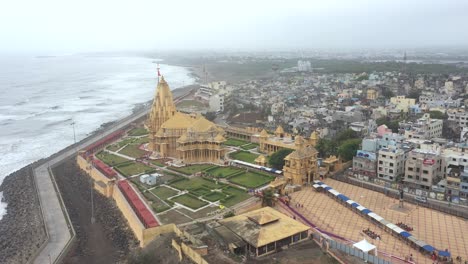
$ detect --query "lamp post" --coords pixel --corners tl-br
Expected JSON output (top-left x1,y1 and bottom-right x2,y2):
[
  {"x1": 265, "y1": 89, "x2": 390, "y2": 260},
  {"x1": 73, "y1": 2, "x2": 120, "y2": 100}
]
[{"x1": 71, "y1": 121, "x2": 76, "y2": 144}]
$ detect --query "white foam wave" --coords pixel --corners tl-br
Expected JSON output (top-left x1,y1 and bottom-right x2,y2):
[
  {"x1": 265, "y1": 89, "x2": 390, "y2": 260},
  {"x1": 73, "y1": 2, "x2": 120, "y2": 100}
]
[{"x1": 0, "y1": 192, "x2": 6, "y2": 221}]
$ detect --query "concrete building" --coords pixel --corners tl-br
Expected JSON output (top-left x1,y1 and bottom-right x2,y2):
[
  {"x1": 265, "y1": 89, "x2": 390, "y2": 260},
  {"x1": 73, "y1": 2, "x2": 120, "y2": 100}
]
[
  {"x1": 219, "y1": 207, "x2": 310, "y2": 257},
  {"x1": 404, "y1": 149, "x2": 442, "y2": 190},
  {"x1": 209, "y1": 94, "x2": 224, "y2": 112},
  {"x1": 353, "y1": 150, "x2": 377, "y2": 180},
  {"x1": 440, "y1": 145, "x2": 468, "y2": 201},
  {"x1": 447, "y1": 109, "x2": 468, "y2": 129},
  {"x1": 390, "y1": 96, "x2": 416, "y2": 113},
  {"x1": 399, "y1": 113, "x2": 443, "y2": 140},
  {"x1": 366, "y1": 89, "x2": 378, "y2": 100},
  {"x1": 297, "y1": 60, "x2": 312, "y2": 72},
  {"x1": 140, "y1": 174, "x2": 159, "y2": 186},
  {"x1": 377, "y1": 147, "x2": 407, "y2": 182}
]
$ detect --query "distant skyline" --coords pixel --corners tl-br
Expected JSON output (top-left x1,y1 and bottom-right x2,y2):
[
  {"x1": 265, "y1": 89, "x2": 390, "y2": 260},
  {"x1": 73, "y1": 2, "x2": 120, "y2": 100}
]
[{"x1": 1, "y1": 0, "x2": 468, "y2": 54}]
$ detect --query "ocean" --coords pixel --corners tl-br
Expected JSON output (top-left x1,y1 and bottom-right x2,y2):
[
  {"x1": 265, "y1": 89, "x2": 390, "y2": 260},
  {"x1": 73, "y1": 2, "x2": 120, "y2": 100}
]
[{"x1": 0, "y1": 54, "x2": 195, "y2": 220}]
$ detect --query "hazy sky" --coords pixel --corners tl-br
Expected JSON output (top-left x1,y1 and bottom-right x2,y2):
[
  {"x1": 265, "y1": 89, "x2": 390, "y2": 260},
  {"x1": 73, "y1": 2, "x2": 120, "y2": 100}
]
[{"x1": 1, "y1": 0, "x2": 468, "y2": 53}]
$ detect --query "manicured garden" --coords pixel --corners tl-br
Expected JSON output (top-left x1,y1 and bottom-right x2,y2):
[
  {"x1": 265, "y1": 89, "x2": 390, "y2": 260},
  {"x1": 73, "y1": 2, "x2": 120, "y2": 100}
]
[
  {"x1": 206, "y1": 166, "x2": 244, "y2": 178},
  {"x1": 169, "y1": 177, "x2": 224, "y2": 191},
  {"x1": 221, "y1": 186, "x2": 251, "y2": 207},
  {"x1": 107, "y1": 138, "x2": 134, "y2": 152},
  {"x1": 228, "y1": 171, "x2": 275, "y2": 188},
  {"x1": 96, "y1": 151, "x2": 129, "y2": 166},
  {"x1": 119, "y1": 143, "x2": 148, "y2": 158},
  {"x1": 171, "y1": 194, "x2": 208, "y2": 210},
  {"x1": 128, "y1": 127, "x2": 148, "y2": 136},
  {"x1": 149, "y1": 159, "x2": 166, "y2": 167},
  {"x1": 150, "y1": 186, "x2": 179, "y2": 200},
  {"x1": 240, "y1": 143, "x2": 258, "y2": 150},
  {"x1": 229, "y1": 150, "x2": 259, "y2": 163},
  {"x1": 203, "y1": 191, "x2": 227, "y2": 202},
  {"x1": 169, "y1": 164, "x2": 217, "y2": 175},
  {"x1": 115, "y1": 161, "x2": 153, "y2": 177},
  {"x1": 224, "y1": 138, "x2": 249, "y2": 147}
]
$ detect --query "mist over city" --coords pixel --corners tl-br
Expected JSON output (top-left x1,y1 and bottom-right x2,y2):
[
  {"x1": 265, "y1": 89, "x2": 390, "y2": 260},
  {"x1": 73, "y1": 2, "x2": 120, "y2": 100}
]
[{"x1": 1, "y1": 1, "x2": 468, "y2": 264}]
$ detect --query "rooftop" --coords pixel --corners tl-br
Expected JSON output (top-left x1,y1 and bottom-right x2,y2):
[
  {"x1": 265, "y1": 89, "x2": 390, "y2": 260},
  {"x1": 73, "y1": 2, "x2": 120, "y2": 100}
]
[{"x1": 220, "y1": 207, "x2": 309, "y2": 248}]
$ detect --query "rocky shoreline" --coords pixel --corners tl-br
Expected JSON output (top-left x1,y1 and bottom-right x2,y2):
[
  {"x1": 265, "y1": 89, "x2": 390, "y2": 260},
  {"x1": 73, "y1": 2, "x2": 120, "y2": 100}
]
[{"x1": 0, "y1": 163, "x2": 46, "y2": 264}]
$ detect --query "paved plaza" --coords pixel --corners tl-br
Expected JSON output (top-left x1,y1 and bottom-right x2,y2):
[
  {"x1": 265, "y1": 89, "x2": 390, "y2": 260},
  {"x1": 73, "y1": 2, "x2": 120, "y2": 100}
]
[{"x1": 287, "y1": 179, "x2": 468, "y2": 264}]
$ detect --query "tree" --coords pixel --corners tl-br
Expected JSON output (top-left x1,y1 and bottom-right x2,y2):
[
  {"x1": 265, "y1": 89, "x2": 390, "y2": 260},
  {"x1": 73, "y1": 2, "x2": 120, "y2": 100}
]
[
  {"x1": 336, "y1": 128, "x2": 358, "y2": 142},
  {"x1": 262, "y1": 188, "x2": 275, "y2": 207},
  {"x1": 269, "y1": 148, "x2": 294, "y2": 169},
  {"x1": 203, "y1": 111, "x2": 217, "y2": 121},
  {"x1": 429, "y1": 110, "x2": 445, "y2": 119},
  {"x1": 376, "y1": 117, "x2": 387, "y2": 126},
  {"x1": 381, "y1": 87, "x2": 395, "y2": 99},
  {"x1": 338, "y1": 139, "x2": 362, "y2": 161},
  {"x1": 316, "y1": 138, "x2": 338, "y2": 158},
  {"x1": 407, "y1": 89, "x2": 421, "y2": 101}
]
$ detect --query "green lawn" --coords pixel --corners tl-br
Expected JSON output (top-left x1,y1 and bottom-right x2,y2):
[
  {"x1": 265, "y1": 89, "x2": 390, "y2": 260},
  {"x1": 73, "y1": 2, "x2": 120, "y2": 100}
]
[
  {"x1": 107, "y1": 138, "x2": 133, "y2": 152},
  {"x1": 115, "y1": 162, "x2": 153, "y2": 177},
  {"x1": 222, "y1": 186, "x2": 251, "y2": 207},
  {"x1": 149, "y1": 159, "x2": 166, "y2": 167},
  {"x1": 240, "y1": 143, "x2": 259, "y2": 150},
  {"x1": 171, "y1": 194, "x2": 208, "y2": 210},
  {"x1": 133, "y1": 136, "x2": 149, "y2": 144},
  {"x1": 203, "y1": 191, "x2": 227, "y2": 202},
  {"x1": 229, "y1": 150, "x2": 259, "y2": 163},
  {"x1": 206, "y1": 166, "x2": 244, "y2": 178},
  {"x1": 150, "y1": 186, "x2": 179, "y2": 200},
  {"x1": 224, "y1": 138, "x2": 249, "y2": 147},
  {"x1": 170, "y1": 177, "x2": 224, "y2": 191},
  {"x1": 128, "y1": 127, "x2": 148, "y2": 136},
  {"x1": 119, "y1": 144, "x2": 147, "y2": 158},
  {"x1": 228, "y1": 171, "x2": 275, "y2": 188},
  {"x1": 96, "y1": 151, "x2": 129, "y2": 166},
  {"x1": 169, "y1": 164, "x2": 217, "y2": 175},
  {"x1": 151, "y1": 203, "x2": 171, "y2": 213}
]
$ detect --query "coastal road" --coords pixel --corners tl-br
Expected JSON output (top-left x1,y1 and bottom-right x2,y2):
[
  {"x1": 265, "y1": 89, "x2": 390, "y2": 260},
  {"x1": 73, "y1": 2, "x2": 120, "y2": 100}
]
[{"x1": 33, "y1": 108, "x2": 150, "y2": 264}]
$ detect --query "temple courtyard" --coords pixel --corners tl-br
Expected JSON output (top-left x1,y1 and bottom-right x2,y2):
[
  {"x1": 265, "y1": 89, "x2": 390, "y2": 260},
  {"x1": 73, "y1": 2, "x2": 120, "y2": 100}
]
[{"x1": 284, "y1": 178, "x2": 468, "y2": 263}]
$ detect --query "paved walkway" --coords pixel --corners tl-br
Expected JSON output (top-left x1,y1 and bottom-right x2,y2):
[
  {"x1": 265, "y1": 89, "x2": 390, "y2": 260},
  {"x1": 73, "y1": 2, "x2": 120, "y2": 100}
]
[
  {"x1": 287, "y1": 179, "x2": 468, "y2": 264},
  {"x1": 33, "y1": 109, "x2": 149, "y2": 264}
]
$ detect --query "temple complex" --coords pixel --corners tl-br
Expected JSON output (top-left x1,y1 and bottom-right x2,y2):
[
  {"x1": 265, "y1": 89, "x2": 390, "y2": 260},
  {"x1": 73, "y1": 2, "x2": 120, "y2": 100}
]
[
  {"x1": 282, "y1": 136, "x2": 319, "y2": 185},
  {"x1": 259, "y1": 126, "x2": 319, "y2": 154},
  {"x1": 146, "y1": 77, "x2": 227, "y2": 164}
]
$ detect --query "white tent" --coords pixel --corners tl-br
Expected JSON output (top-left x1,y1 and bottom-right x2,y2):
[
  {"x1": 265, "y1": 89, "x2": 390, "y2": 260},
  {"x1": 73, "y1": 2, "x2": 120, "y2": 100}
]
[{"x1": 353, "y1": 239, "x2": 377, "y2": 256}]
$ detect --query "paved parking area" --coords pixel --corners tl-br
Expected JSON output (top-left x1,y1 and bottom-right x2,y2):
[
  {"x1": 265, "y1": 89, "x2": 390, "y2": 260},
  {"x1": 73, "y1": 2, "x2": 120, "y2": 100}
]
[{"x1": 288, "y1": 179, "x2": 468, "y2": 263}]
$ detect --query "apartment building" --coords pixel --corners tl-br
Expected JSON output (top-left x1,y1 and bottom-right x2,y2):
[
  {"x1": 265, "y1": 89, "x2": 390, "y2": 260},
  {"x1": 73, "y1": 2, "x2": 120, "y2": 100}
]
[{"x1": 404, "y1": 149, "x2": 442, "y2": 190}]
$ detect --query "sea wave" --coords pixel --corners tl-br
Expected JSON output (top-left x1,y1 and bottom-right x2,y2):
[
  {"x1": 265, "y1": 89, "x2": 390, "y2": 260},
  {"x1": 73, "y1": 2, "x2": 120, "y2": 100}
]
[{"x1": 0, "y1": 54, "x2": 195, "y2": 220}]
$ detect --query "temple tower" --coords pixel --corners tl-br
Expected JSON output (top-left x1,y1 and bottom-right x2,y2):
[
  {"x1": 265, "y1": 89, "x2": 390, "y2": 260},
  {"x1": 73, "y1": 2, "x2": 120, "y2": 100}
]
[
  {"x1": 147, "y1": 76, "x2": 177, "y2": 150},
  {"x1": 283, "y1": 136, "x2": 319, "y2": 185},
  {"x1": 309, "y1": 131, "x2": 318, "y2": 147}
]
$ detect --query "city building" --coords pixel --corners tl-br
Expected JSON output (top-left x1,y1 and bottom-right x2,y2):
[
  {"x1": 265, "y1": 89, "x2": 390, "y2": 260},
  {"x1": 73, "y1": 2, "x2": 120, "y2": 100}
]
[
  {"x1": 258, "y1": 126, "x2": 317, "y2": 155},
  {"x1": 366, "y1": 89, "x2": 378, "y2": 100},
  {"x1": 447, "y1": 109, "x2": 468, "y2": 129},
  {"x1": 399, "y1": 113, "x2": 443, "y2": 140},
  {"x1": 404, "y1": 149, "x2": 442, "y2": 190},
  {"x1": 353, "y1": 150, "x2": 377, "y2": 180},
  {"x1": 140, "y1": 174, "x2": 159, "y2": 186},
  {"x1": 219, "y1": 207, "x2": 310, "y2": 257},
  {"x1": 282, "y1": 136, "x2": 319, "y2": 185},
  {"x1": 390, "y1": 96, "x2": 416, "y2": 113},
  {"x1": 297, "y1": 60, "x2": 312, "y2": 72},
  {"x1": 377, "y1": 147, "x2": 407, "y2": 182},
  {"x1": 146, "y1": 77, "x2": 227, "y2": 164}
]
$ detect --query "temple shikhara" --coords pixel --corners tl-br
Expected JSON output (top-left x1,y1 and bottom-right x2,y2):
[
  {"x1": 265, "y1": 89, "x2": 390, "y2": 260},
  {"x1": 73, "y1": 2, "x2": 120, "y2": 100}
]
[{"x1": 146, "y1": 76, "x2": 227, "y2": 164}]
